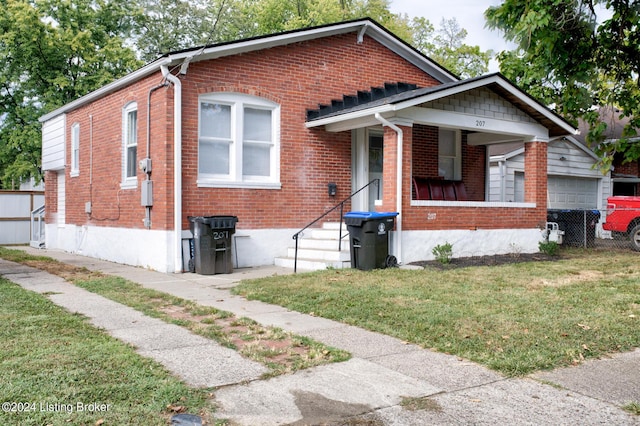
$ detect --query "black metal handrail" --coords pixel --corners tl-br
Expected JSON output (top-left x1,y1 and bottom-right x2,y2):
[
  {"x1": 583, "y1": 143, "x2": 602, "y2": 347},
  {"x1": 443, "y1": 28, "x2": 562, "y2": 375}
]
[{"x1": 292, "y1": 179, "x2": 380, "y2": 272}]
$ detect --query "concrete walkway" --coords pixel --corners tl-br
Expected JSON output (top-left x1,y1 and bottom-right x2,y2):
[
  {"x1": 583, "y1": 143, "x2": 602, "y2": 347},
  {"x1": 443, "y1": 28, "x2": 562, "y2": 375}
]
[{"x1": 1, "y1": 247, "x2": 639, "y2": 425}]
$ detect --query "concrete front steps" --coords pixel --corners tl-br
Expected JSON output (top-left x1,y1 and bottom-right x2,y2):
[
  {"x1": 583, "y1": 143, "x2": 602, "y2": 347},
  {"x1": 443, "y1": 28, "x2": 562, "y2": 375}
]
[{"x1": 274, "y1": 222, "x2": 352, "y2": 271}]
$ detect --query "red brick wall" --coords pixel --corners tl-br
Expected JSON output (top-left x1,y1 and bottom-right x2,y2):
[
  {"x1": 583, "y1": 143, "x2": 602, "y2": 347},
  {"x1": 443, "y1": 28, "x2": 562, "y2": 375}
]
[
  {"x1": 461, "y1": 134, "x2": 486, "y2": 201},
  {"x1": 614, "y1": 155, "x2": 640, "y2": 176},
  {"x1": 47, "y1": 33, "x2": 440, "y2": 231},
  {"x1": 410, "y1": 127, "x2": 485, "y2": 201},
  {"x1": 393, "y1": 128, "x2": 546, "y2": 231},
  {"x1": 44, "y1": 170, "x2": 58, "y2": 222},
  {"x1": 411, "y1": 125, "x2": 438, "y2": 178},
  {"x1": 47, "y1": 29, "x2": 547, "y2": 235},
  {"x1": 58, "y1": 74, "x2": 173, "y2": 229},
  {"x1": 179, "y1": 33, "x2": 440, "y2": 229}
]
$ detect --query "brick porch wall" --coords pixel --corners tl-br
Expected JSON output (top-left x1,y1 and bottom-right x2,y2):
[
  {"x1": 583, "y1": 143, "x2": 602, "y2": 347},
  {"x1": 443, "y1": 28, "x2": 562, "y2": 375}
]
[{"x1": 382, "y1": 126, "x2": 548, "y2": 231}]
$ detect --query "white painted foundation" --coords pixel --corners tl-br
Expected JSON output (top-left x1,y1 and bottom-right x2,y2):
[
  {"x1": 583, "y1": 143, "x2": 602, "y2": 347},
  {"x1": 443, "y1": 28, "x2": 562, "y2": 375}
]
[
  {"x1": 395, "y1": 228, "x2": 546, "y2": 264},
  {"x1": 44, "y1": 224, "x2": 295, "y2": 273},
  {"x1": 44, "y1": 223, "x2": 546, "y2": 272}
]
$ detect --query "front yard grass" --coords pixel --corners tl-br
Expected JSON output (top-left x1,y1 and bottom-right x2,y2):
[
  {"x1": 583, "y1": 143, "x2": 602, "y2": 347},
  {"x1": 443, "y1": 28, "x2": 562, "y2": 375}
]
[
  {"x1": 0, "y1": 247, "x2": 350, "y2": 379},
  {"x1": 233, "y1": 249, "x2": 640, "y2": 376},
  {"x1": 0, "y1": 277, "x2": 212, "y2": 425}
]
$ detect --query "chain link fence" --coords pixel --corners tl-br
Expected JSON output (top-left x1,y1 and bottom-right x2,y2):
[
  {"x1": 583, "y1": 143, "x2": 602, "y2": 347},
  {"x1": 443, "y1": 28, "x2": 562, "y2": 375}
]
[
  {"x1": 547, "y1": 208, "x2": 640, "y2": 252},
  {"x1": 411, "y1": 208, "x2": 639, "y2": 269}
]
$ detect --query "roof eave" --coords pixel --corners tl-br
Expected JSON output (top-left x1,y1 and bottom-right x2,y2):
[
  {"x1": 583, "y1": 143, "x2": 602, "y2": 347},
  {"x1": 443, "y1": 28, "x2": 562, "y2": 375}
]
[
  {"x1": 39, "y1": 58, "x2": 169, "y2": 123},
  {"x1": 306, "y1": 74, "x2": 579, "y2": 136},
  {"x1": 39, "y1": 19, "x2": 457, "y2": 123}
]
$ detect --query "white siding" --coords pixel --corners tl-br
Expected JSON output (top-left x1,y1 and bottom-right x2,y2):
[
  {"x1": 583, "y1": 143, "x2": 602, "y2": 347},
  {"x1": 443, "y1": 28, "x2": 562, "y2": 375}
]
[
  {"x1": 488, "y1": 164, "x2": 502, "y2": 202},
  {"x1": 488, "y1": 138, "x2": 611, "y2": 210},
  {"x1": 489, "y1": 155, "x2": 525, "y2": 203},
  {"x1": 42, "y1": 115, "x2": 66, "y2": 171}
]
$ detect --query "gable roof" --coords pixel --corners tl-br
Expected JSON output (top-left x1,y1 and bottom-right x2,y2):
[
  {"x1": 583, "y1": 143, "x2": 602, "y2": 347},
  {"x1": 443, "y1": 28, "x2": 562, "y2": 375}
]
[
  {"x1": 489, "y1": 135, "x2": 600, "y2": 162},
  {"x1": 306, "y1": 73, "x2": 578, "y2": 138},
  {"x1": 39, "y1": 18, "x2": 457, "y2": 123}
]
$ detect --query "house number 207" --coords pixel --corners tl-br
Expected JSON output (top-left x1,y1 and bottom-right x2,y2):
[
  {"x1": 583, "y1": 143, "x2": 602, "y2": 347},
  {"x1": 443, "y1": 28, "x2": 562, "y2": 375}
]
[
  {"x1": 213, "y1": 231, "x2": 229, "y2": 240},
  {"x1": 475, "y1": 120, "x2": 486, "y2": 127}
]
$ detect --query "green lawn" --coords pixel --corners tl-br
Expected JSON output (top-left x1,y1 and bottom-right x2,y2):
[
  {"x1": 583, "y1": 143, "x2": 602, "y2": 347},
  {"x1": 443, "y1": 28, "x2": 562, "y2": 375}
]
[
  {"x1": 233, "y1": 250, "x2": 640, "y2": 376},
  {"x1": 0, "y1": 278, "x2": 212, "y2": 426}
]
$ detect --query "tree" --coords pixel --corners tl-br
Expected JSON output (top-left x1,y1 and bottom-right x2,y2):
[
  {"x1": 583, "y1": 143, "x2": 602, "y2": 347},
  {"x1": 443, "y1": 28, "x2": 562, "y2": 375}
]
[
  {"x1": 0, "y1": 0, "x2": 142, "y2": 188},
  {"x1": 485, "y1": 0, "x2": 640, "y2": 170},
  {"x1": 425, "y1": 18, "x2": 491, "y2": 79},
  {"x1": 132, "y1": 0, "x2": 416, "y2": 62}
]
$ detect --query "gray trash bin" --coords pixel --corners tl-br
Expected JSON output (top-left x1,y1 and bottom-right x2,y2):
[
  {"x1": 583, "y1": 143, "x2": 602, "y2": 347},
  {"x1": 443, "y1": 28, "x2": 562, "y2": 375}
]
[
  {"x1": 344, "y1": 211, "x2": 398, "y2": 270},
  {"x1": 188, "y1": 216, "x2": 238, "y2": 275}
]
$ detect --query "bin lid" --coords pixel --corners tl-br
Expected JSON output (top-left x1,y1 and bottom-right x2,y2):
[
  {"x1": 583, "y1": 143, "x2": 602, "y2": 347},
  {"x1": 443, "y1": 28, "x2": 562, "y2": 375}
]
[
  {"x1": 188, "y1": 215, "x2": 238, "y2": 228},
  {"x1": 344, "y1": 211, "x2": 398, "y2": 219}
]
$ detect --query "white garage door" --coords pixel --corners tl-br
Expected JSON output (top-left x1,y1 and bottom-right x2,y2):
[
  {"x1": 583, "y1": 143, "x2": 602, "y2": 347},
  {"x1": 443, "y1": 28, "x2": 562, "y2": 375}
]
[{"x1": 547, "y1": 176, "x2": 598, "y2": 209}]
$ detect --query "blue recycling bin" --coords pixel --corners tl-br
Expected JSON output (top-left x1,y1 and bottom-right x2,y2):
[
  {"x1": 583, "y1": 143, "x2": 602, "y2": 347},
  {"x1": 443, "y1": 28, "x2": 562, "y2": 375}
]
[{"x1": 344, "y1": 211, "x2": 398, "y2": 270}]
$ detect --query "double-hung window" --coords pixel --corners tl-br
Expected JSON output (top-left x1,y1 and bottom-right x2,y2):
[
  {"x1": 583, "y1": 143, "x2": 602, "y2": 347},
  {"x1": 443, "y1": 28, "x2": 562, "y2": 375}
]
[
  {"x1": 70, "y1": 122, "x2": 80, "y2": 177},
  {"x1": 438, "y1": 128, "x2": 461, "y2": 180},
  {"x1": 198, "y1": 93, "x2": 280, "y2": 188},
  {"x1": 122, "y1": 102, "x2": 138, "y2": 187}
]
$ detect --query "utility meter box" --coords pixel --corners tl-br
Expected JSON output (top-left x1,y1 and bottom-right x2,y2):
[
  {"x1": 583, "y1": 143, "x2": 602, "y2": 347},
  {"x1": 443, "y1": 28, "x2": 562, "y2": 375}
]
[{"x1": 141, "y1": 180, "x2": 153, "y2": 207}]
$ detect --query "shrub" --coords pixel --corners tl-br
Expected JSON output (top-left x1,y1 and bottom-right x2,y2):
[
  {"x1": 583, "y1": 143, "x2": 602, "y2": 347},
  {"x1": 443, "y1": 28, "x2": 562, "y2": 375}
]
[
  {"x1": 432, "y1": 242, "x2": 453, "y2": 264},
  {"x1": 539, "y1": 240, "x2": 559, "y2": 256}
]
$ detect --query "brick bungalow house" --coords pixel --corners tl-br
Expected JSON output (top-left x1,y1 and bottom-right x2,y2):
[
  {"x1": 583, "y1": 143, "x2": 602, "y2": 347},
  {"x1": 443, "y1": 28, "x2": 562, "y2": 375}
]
[{"x1": 39, "y1": 19, "x2": 577, "y2": 273}]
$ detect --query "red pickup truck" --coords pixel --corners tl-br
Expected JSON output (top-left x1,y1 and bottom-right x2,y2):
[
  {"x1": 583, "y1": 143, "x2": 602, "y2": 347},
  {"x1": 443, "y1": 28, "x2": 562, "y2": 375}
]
[{"x1": 603, "y1": 196, "x2": 640, "y2": 251}]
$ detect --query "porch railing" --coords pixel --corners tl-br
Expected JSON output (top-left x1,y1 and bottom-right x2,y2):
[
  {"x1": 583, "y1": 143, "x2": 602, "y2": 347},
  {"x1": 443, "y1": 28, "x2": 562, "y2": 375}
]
[{"x1": 292, "y1": 179, "x2": 379, "y2": 273}]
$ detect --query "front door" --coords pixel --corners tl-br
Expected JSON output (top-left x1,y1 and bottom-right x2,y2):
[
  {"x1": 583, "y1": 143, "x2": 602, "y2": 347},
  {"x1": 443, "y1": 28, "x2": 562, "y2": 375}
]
[{"x1": 352, "y1": 128, "x2": 383, "y2": 211}]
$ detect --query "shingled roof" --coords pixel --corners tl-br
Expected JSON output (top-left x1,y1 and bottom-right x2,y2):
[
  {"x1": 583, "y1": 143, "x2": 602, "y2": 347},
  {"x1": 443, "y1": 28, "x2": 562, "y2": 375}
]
[{"x1": 306, "y1": 82, "x2": 419, "y2": 121}]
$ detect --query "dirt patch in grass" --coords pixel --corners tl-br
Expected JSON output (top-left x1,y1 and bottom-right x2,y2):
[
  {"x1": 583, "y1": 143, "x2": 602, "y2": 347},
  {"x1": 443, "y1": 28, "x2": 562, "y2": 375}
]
[
  {"x1": 157, "y1": 304, "x2": 314, "y2": 373},
  {"x1": 529, "y1": 269, "x2": 606, "y2": 288}
]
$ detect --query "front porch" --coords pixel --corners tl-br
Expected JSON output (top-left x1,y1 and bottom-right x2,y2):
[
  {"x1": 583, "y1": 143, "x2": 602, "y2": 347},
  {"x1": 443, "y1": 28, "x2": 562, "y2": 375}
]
[{"x1": 306, "y1": 74, "x2": 576, "y2": 265}]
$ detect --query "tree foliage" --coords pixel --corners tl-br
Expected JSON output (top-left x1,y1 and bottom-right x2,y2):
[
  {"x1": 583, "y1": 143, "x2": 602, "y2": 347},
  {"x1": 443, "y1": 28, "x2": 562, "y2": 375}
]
[
  {"x1": 485, "y1": 0, "x2": 640, "y2": 170},
  {"x1": 427, "y1": 18, "x2": 491, "y2": 79},
  {"x1": 0, "y1": 0, "x2": 491, "y2": 187},
  {"x1": 132, "y1": 0, "x2": 490, "y2": 79},
  {"x1": 0, "y1": 0, "x2": 142, "y2": 188}
]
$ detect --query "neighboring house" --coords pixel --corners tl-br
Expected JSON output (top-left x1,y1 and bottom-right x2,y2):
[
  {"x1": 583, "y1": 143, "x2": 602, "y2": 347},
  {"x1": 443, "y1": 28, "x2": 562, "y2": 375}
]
[
  {"x1": 579, "y1": 106, "x2": 640, "y2": 196},
  {"x1": 39, "y1": 19, "x2": 576, "y2": 272},
  {"x1": 488, "y1": 137, "x2": 612, "y2": 210}
]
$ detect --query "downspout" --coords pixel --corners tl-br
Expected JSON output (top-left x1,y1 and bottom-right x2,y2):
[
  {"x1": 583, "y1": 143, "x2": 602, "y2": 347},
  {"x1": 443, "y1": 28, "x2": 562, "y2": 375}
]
[
  {"x1": 374, "y1": 113, "x2": 403, "y2": 264},
  {"x1": 499, "y1": 159, "x2": 505, "y2": 202},
  {"x1": 160, "y1": 65, "x2": 183, "y2": 273}
]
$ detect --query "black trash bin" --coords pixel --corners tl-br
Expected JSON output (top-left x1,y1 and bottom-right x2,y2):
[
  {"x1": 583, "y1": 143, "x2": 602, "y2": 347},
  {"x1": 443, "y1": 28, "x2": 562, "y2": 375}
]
[
  {"x1": 344, "y1": 211, "x2": 398, "y2": 270},
  {"x1": 188, "y1": 215, "x2": 238, "y2": 275},
  {"x1": 547, "y1": 209, "x2": 600, "y2": 247}
]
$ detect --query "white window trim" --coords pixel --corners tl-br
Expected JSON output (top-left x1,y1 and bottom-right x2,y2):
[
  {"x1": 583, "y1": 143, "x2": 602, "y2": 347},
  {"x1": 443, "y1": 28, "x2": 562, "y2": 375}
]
[
  {"x1": 70, "y1": 122, "x2": 80, "y2": 177},
  {"x1": 121, "y1": 102, "x2": 138, "y2": 189},
  {"x1": 197, "y1": 93, "x2": 281, "y2": 189}
]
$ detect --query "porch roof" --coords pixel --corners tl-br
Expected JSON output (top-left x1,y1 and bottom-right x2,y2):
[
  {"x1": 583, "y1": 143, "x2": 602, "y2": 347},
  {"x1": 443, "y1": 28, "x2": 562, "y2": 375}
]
[{"x1": 306, "y1": 73, "x2": 578, "y2": 139}]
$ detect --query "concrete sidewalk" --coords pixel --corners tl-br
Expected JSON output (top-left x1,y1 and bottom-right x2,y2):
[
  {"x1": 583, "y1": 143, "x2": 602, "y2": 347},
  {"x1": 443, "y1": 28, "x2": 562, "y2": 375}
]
[{"x1": 2, "y1": 247, "x2": 639, "y2": 425}]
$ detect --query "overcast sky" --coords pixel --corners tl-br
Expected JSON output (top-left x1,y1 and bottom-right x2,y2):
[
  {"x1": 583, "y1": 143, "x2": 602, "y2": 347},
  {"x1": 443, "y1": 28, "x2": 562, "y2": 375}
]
[{"x1": 388, "y1": 0, "x2": 512, "y2": 72}]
